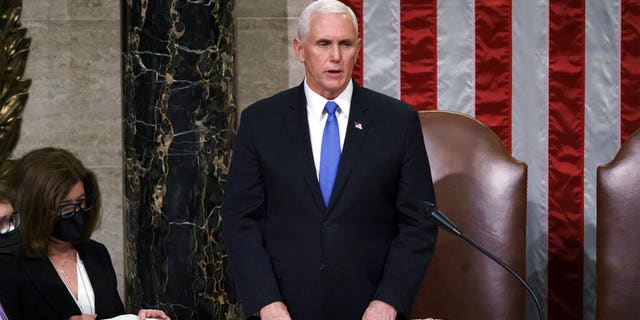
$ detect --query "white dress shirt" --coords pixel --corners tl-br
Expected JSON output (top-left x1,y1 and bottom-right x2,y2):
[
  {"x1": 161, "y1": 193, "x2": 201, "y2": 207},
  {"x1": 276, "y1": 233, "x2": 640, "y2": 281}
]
[{"x1": 304, "y1": 79, "x2": 353, "y2": 179}]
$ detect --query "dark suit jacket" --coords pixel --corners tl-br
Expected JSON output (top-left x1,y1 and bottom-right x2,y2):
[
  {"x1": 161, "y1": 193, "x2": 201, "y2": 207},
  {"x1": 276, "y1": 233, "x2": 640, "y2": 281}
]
[
  {"x1": 0, "y1": 240, "x2": 125, "y2": 319},
  {"x1": 223, "y1": 82, "x2": 438, "y2": 320}
]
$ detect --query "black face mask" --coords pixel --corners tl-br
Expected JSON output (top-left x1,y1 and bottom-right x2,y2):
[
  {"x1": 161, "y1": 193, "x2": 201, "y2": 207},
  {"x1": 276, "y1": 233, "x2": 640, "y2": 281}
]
[
  {"x1": 51, "y1": 212, "x2": 87, "y2": 243},
  {"x1": 0, "y1": 228, "x2": 20, "y2": 264}
]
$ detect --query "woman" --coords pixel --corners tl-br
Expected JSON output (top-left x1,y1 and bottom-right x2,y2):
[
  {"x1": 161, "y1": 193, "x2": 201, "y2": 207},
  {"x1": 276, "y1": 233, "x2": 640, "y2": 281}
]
[
  {"x1": 0, "y1": 147, "x2": 169, "y2": 320},
  {"x1": 0, "y1": 190, "x2": 18, "y2": 320},
  {"x1": 0, "y1": 190, "x2": 20, "y2": 264}
]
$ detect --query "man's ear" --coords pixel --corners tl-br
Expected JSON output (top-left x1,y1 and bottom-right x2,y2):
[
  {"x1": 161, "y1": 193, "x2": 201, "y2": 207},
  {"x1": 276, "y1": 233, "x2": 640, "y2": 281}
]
[{"x1": 293, "y1": 37, "x2": 305, "y2": 63}]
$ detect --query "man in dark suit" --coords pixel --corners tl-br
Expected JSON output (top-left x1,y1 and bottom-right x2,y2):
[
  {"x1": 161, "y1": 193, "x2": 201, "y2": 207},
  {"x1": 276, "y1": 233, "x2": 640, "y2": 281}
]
[{"x1": 222, "y1": 1, "x2": 437, "y2": 319}]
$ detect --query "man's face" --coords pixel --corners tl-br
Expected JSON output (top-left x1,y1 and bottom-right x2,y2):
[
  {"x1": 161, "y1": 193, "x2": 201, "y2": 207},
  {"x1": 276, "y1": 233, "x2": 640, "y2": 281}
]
[{"x1": 294, "y1": 13, "x2": 361, "y2": 100}]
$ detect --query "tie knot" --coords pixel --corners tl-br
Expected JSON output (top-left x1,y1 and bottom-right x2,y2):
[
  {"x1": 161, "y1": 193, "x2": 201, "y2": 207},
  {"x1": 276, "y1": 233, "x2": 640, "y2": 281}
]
[{"x1": 324, "y1": 101, "x2": 339, "y2": 115}]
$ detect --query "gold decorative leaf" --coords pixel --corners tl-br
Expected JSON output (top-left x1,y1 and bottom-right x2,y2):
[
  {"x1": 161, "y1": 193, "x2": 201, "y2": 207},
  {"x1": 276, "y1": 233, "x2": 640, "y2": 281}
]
[
  {"x1": 0, "y1": 92, "x2": 27, "y2": 123},
  {"x1": 0, "y1": 119, "x2": 20, "y2": 158},
  {"x1": 0, "y1": 0, "x2": 30, "y2": 170}
]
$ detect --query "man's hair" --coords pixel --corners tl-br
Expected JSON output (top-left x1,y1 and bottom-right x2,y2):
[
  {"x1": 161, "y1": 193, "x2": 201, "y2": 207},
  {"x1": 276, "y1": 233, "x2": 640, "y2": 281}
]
[
  {"x1": 297, "y1": 0, "x2": 358, "y2": 41},
  {"x1": 9, "y1": 147, "x2": 102, "y2": 257}
]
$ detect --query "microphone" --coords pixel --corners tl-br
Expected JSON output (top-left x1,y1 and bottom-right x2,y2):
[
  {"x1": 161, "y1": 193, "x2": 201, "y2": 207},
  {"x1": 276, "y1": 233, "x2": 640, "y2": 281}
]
[{"x1": 424, "y1": 201, "x2": 545, "y2": 320}]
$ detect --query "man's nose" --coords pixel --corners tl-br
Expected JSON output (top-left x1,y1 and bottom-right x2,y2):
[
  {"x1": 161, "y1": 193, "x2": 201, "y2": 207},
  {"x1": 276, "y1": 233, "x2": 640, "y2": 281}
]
[{"x1": 329, "y1": 44, "x2": 341, "y2": 61}]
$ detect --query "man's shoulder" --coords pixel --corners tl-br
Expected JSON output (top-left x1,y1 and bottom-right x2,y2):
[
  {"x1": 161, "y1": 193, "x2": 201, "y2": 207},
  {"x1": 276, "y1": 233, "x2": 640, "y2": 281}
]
[{"x1": 243, "y1": 86, "x2": 301, "y2": 116}]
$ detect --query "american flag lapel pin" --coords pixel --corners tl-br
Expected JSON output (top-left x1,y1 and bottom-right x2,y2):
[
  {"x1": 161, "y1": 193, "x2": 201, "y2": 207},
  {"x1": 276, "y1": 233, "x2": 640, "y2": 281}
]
[{"x1": 354, "y1": 121, "x2": 363, "y2": 130}]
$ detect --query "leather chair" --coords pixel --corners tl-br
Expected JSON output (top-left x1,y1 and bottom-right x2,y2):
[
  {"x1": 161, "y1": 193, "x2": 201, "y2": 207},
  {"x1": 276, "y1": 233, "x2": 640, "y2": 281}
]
[
  {"x1": 412, "y1": 110, "x2": 527, "y2": 319},
  {"x1": 596, "y1": 129, "x2": 640, "y2": 319}
]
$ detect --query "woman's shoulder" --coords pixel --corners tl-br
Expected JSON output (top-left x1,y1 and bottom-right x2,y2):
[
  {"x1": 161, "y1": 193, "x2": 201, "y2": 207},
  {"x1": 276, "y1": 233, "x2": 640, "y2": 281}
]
[
  {"x1": 77, "y1": 239, "x2": 107, "y2": 249},
  {"x1": 0, "y1": 258, "x2": 19, "y2": 280},
  {"x1": 76, "y1": 239, "x2": 110, "y2": 259},
  {"x1": 0, "y1": 254, "x2": 37, "y2": 287}
]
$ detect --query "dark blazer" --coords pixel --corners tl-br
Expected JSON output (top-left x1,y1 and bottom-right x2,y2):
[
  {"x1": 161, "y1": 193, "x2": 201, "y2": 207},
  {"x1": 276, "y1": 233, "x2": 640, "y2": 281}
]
[
  {"x1": 0, "y1": 240, "x2": 124, "y2": 319},
  {"x1": 223, "y1": 82, "x2": 438, "y2": 320}
]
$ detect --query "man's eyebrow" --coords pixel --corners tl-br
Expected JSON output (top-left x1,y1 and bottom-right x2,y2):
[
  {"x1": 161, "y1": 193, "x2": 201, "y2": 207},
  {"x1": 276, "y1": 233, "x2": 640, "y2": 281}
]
[{"x1": 316, "y1": 37, "x2": 355, "y2": 43}]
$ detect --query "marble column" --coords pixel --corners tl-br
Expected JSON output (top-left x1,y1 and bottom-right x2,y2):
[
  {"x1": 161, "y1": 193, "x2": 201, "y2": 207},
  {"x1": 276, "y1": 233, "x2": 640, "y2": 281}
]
[{"x1": 121, "y1": 1, "x2": 239, "y2": 319}]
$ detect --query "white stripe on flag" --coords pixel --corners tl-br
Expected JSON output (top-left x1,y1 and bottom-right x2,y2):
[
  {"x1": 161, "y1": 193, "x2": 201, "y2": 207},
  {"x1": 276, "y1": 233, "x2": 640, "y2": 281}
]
[
  {"x1": 584, "y1": 0, "x2": 622, "y2": 319},
  {"x1": 362, "y1": 0, "x2": 401, "y2": 99},
  {"x1": 436, "y1": 0, "x2": 475, "y2": 115},
  {"x1": 512, "y1": 1, "x2": 549, "y2": 319}
]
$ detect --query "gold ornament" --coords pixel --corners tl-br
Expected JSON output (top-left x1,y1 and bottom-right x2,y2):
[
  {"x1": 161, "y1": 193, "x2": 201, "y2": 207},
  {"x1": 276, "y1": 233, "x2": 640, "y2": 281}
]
[{"x1": 0, "y1": 0, "x2": 30, "y2": 182}]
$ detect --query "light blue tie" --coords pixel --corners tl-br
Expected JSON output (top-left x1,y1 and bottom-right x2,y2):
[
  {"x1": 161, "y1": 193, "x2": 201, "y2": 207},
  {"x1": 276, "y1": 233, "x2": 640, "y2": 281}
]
[{"x1": 319, "y1": 101, "x2": 340, "y2": 207}]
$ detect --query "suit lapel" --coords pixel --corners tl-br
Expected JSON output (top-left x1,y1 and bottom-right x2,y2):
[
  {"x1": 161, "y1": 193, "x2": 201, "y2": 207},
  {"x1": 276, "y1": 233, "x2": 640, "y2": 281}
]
[
  {"x1": 285, "y1": 84, "x2": 326, "y2": 211},
  {"x1": 22, "y1": 256, "x2": 81, "y2": 319},
  {"x1": 77, "y1": 242, "x2": 107, "y2": 316},
  {"x1": 328, "y1": 84, "x2": 372, "y2": 210}
]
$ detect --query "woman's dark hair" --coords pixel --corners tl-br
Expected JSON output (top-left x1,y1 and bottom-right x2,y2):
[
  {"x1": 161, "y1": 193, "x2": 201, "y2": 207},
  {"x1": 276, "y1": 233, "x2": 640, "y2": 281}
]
[
  {"x1": 9, "y1": 147, "x2": 101, "y2": 257},
  {"x1": 0, "y1": 189, "x2": 13, "y2": 204}
]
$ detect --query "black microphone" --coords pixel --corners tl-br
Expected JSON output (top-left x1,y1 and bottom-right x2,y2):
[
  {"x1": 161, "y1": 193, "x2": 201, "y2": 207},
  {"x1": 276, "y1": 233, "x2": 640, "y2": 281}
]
[{"x1": 424, "y1": 201, "x2": 545, "y2": 320}]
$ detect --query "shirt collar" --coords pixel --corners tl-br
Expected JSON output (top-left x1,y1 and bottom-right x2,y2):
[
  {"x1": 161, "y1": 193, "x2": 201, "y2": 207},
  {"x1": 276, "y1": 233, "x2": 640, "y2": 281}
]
[{"x1": 304, "y1": 79, "x2": 353, "y2": 121}]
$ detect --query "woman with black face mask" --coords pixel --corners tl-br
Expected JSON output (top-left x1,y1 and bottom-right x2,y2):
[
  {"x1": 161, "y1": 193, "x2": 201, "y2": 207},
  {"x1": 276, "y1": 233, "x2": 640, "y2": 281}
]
[
  {"x1": 0, "y1": 190, "x2": 20, "y2": 265},
  {"x1": 0, "y1": 148, "x2": 169, "y2": 320},
  {"x1": 0, "y1": 190, "x2": 19, "y2": 320}
]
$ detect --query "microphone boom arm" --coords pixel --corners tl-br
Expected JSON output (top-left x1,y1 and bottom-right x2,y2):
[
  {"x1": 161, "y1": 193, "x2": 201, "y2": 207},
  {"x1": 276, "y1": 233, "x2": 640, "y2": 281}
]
[{"x1": 424, "y1": 201, "x2": 545, "y2": 320}]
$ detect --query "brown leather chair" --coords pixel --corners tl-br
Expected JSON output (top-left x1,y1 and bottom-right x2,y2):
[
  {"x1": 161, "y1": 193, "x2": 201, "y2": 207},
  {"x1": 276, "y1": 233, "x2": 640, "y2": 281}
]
[
  {"x1": 412, "y1": 110, "x2": 527, "y2": 319},
  {"x1": 596, "y1": 129, "x2": 640, "y2": 319}
]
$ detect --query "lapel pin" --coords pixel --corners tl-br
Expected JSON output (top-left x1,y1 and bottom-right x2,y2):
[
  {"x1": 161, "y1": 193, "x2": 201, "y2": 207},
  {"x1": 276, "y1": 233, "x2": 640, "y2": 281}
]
[{"x1": 354, "y1": 121, "x2": 363, "y2": 130}]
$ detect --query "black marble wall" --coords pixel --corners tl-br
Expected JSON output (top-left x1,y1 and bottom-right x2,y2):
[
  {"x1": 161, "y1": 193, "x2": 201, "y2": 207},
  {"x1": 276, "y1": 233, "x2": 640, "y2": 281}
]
[{"x1": 121, "y1": 0, "x2": 239, "y2": 319}]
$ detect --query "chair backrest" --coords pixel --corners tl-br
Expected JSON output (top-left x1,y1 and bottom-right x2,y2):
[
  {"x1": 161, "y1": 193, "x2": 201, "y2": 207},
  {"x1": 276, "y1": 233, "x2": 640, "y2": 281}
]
[
  {"x1": 412, "y1": 110, "x2": 527, "y2": 319},
  {"x1": 596, "y1": 129, "x2": 640, "y2": 319}
]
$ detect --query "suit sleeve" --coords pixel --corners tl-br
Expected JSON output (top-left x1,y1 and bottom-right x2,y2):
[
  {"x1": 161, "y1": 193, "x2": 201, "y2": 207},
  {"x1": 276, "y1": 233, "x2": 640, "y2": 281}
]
[
  {"x1": 94, "y1": 241, "x2": 125, "y2": 317},
  {"x1": 373, "y1": 111, "x2": 438, "y2": 317},
  {"x1": 222, "y1": 108, "x2": 282, "y2": 316}
]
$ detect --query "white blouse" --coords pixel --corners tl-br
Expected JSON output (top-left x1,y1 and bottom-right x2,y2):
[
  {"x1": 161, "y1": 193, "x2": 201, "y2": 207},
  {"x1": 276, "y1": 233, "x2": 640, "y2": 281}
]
[{"x1": 60, "y1": 253, "x2": 96, "y2": 315}]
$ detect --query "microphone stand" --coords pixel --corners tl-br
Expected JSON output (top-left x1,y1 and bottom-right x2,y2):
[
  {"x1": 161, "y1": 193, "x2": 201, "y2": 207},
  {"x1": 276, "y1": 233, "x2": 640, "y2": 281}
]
[{"x1": 424, "y1": 201, "x2": 545, "y2": 320}]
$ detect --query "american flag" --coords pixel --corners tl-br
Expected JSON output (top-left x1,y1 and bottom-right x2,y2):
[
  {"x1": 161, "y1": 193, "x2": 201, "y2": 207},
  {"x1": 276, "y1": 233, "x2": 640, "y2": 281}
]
[{"x1": 340, "y1": 0, "x2": 640, "y2": 319}]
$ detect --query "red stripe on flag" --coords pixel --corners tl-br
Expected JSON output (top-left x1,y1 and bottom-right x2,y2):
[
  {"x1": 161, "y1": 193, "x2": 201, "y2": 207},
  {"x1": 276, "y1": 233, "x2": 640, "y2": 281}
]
[
  {"x1": 621, "y1": 0, "x2": 640, "y2": 142},
  {"x1": 548, "y1": 1, "x2": 585, "y2": 319},
  {"x1": 400, "y1": 0, "x2": 437, "y2": 110},
  {"x1": 474, "y1": 0, "x2": 512, "y2": 151},
  {"x1": 344, "y1": 0, "x2": 364, "y2": 86}
]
